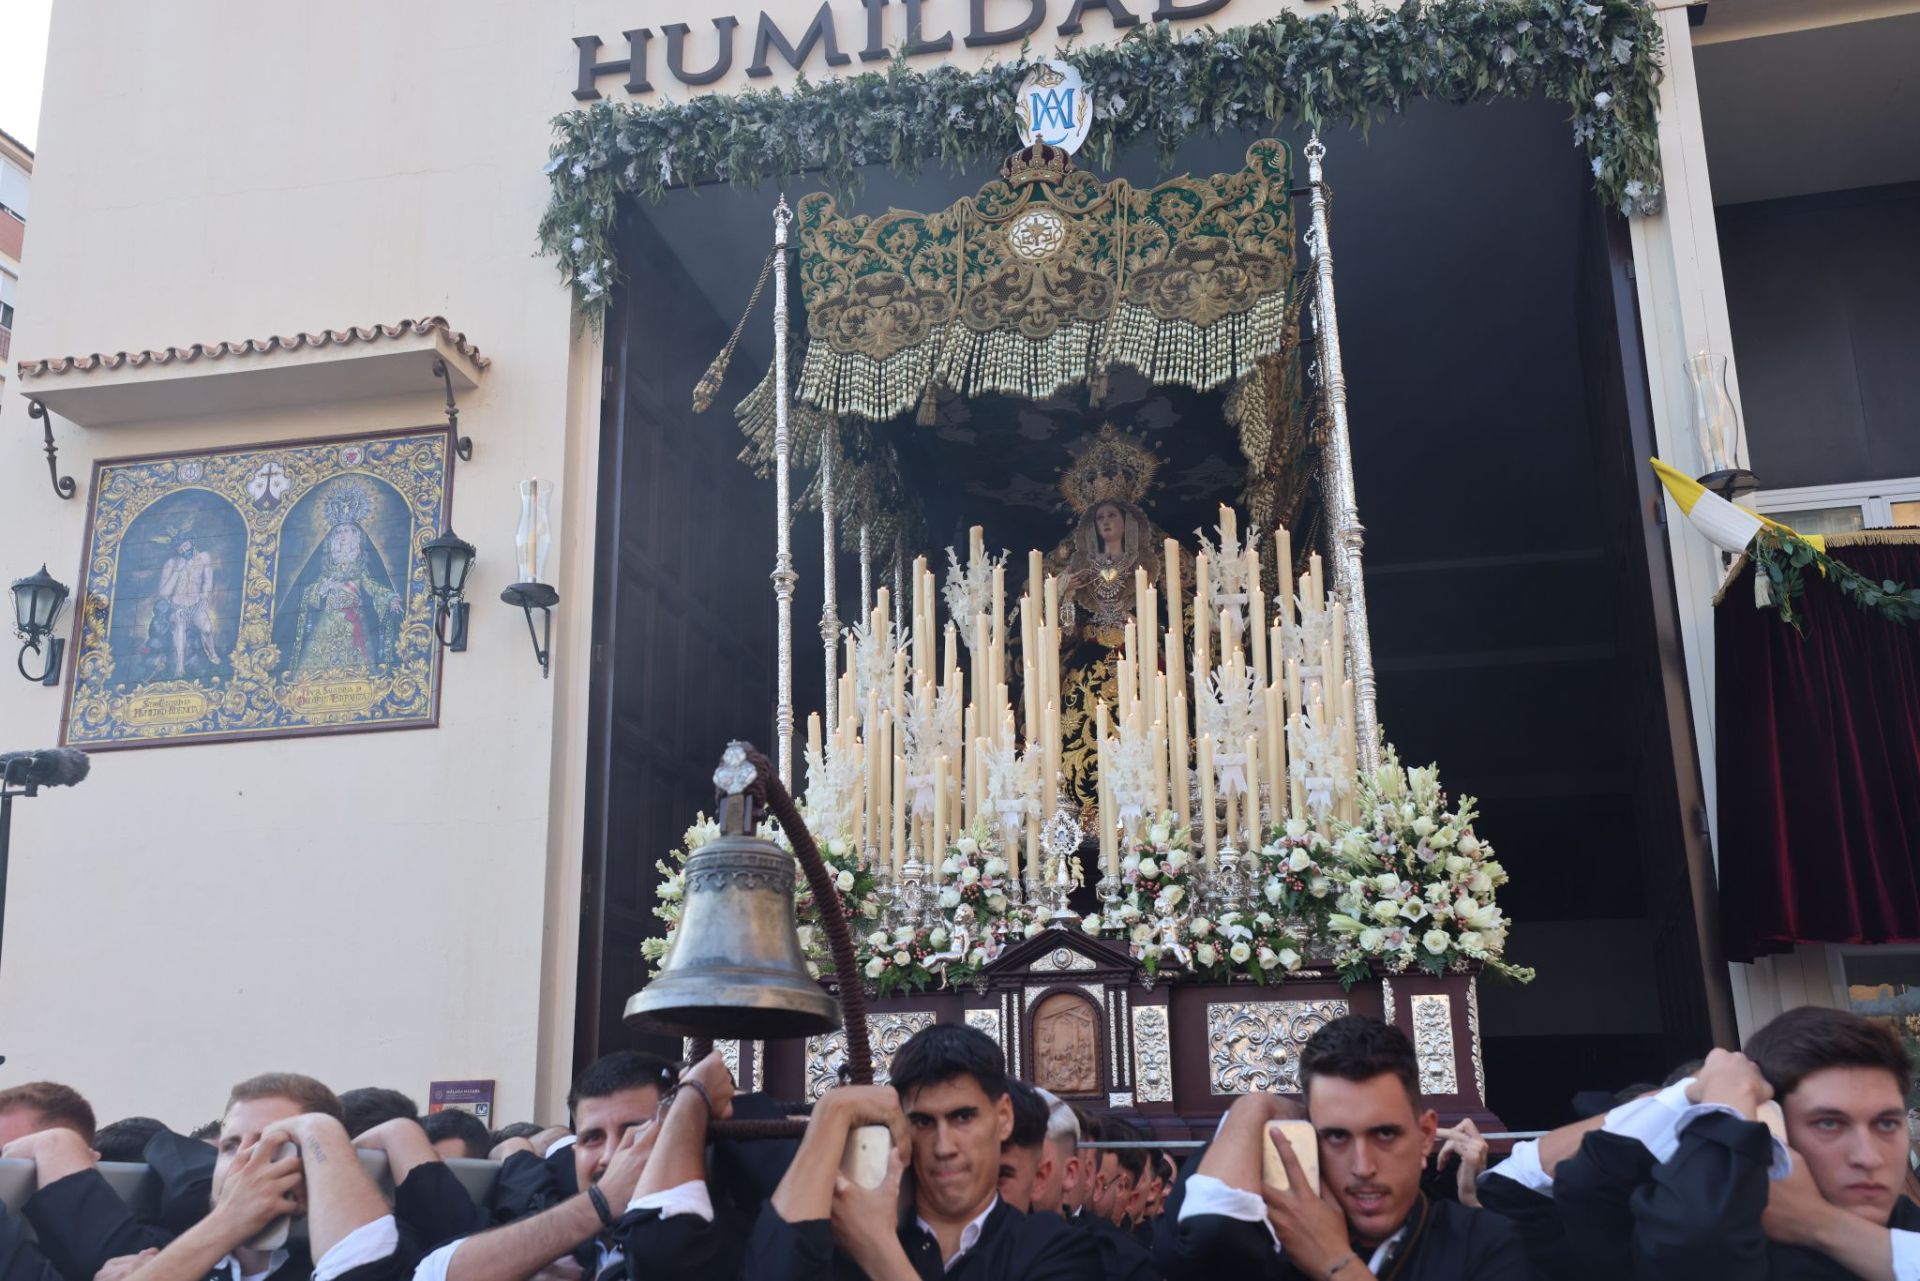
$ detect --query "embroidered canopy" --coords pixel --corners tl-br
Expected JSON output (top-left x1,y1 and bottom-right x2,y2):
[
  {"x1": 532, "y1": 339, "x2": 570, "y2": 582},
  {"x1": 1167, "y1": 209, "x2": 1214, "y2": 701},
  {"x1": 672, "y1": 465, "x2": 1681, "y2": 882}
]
[{"x1": 789, "y1": 139, "x2": 1298, "y2": 422}]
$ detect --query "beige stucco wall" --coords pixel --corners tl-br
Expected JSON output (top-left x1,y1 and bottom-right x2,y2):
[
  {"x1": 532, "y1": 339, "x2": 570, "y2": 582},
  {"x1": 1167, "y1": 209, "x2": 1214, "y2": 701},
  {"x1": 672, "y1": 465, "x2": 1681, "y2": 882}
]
[{"x1": 5, "y1": 0, "x2": 1311, "y2": 1127}]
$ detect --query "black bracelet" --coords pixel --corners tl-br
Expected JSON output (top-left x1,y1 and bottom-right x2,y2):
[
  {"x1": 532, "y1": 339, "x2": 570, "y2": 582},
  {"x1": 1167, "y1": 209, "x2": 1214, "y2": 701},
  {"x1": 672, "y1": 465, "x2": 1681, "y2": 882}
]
[
  {"x1": 674, "y1": 1079, "x2": 714, "y2": 1117},
  {"x1": 587, "y1": 1184, "x2": 616, "y2": 1228},
  {"x1": 1325, "y1": 1254, "x2": 1359, "y2": 1280}
]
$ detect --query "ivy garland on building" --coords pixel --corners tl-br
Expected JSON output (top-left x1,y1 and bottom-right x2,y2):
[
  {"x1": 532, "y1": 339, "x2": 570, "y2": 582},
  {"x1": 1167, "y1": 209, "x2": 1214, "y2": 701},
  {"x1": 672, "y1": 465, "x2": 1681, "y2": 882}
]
[{"x1": 538, "y1": 0, "x2": 1665, "y2": 315}]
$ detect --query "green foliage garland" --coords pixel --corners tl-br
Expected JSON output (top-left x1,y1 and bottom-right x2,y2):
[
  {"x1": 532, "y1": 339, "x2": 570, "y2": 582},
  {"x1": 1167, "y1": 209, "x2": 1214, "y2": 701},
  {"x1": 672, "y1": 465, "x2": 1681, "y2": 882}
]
[
  {"x1": 539, "y1": 0, "x2": 1665, "y2": 314},
  {"x1": 1751, "y1": 529, "x2": 1920, "y2": 633}
]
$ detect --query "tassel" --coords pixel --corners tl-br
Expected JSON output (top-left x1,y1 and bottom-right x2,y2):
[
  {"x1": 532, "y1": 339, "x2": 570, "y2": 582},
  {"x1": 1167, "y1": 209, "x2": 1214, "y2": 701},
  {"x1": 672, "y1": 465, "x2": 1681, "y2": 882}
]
[
  {"x1": 1754, "y1": 568, "x2": 1772, "y2": 608},
  {"x1": 691, "y1": 351, "x2": 729, "y2": 413},
  {"x1": 1088, "y1": 364, "x2": 1109, "y2": 408},
  {"x1": 916, "y1": 381, "x2": 940, "y2": 427}
]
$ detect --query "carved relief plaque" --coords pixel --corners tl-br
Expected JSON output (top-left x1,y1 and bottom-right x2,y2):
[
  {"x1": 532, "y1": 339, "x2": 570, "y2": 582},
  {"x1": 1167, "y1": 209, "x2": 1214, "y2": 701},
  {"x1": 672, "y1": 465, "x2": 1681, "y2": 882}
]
[{"x1": 1030, "y1": 992, "x2": 1101, "y2": 1095}]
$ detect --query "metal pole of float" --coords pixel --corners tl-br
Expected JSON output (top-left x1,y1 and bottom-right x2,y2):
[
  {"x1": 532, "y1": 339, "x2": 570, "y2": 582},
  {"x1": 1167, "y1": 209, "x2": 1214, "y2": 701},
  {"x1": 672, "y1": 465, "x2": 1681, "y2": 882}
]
[
  {"x1": 1304, "y1": 135, "x2": 1381, "y2": 778},
  {"x1": 772, "y1": 196, "x2": 796, "y2": 786},
  {"x1": 820, "y1": 419, "x2": 839, "y2": 737}
]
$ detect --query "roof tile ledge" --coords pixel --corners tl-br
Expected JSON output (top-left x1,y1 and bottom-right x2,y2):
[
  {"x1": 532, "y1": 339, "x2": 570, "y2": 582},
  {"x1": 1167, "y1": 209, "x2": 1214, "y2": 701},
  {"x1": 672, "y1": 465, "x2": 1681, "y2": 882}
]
[{"x1": 16, "y1": 315, "x2": 489, "y2": 380}]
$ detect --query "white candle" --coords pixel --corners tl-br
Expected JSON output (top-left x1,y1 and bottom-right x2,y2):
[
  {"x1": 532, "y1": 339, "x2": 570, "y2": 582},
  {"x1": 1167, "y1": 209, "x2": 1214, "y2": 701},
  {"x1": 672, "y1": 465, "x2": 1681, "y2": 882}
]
[{"x1": 1199, "y1": 732, "x2": 1217, "y2": 867}]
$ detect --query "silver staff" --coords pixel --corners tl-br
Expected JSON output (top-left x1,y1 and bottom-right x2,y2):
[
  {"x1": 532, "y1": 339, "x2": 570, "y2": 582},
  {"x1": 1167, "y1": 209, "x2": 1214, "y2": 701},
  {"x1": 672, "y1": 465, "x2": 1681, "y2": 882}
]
[
  {"x1": 772, "y1": 196, "x2": 796, "y2": 785},
  {"x1": 1304, "y1": 136, "x2": 1380, "y2": 778},
  {"x1": 820, "y1": 417, "x2": 839, "y2": 737}
]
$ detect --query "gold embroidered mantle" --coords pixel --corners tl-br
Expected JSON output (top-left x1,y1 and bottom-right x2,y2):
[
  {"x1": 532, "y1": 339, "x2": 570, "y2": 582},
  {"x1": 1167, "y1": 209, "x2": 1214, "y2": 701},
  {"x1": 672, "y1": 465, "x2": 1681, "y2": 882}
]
[{"x1": 791, "y1": 140, "x2": 1296, "y2": 421}]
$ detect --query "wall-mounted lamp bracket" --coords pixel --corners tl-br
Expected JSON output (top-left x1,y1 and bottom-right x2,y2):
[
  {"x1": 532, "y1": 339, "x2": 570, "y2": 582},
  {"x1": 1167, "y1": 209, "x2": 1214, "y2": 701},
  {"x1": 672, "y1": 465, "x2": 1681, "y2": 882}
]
[
  {"x1": 25, "y1": 401, "x2": 76, "y2": 501},
  {"x1": 501, "y1": 582, "x2": 558, "y2": 679},
  {"x1": 432, "y1": 358, "x2": 474, "y2": 462}
]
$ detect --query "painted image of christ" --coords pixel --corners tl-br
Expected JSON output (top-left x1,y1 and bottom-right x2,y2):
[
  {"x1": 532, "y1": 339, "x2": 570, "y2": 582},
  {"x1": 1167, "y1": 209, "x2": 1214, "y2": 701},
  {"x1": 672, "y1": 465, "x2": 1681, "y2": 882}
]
[
  {"x1": 273, "y1": 477, "x2": 411, "y2": 677},
  {"x1": 110, "y1": 489, "x2": 248, "y2": 687}
]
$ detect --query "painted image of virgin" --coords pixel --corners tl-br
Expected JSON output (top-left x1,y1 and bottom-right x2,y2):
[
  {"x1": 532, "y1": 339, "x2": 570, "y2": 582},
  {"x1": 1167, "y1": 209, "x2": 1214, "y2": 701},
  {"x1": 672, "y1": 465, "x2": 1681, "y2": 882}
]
[{"x1": 275, "y1": 479, "x2": 407, "y2": 676}]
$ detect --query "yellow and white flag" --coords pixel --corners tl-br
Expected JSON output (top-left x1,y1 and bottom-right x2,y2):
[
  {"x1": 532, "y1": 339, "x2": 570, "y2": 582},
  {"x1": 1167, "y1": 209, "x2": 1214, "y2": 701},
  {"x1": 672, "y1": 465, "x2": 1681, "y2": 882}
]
[{"x1": 1648, "y1": 458, "x2": 1823, "y2": 555}]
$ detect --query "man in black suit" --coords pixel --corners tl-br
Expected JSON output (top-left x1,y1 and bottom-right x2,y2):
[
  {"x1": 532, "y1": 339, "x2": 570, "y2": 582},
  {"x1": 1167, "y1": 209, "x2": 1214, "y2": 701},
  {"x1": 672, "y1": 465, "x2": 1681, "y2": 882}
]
[
  {"x1": 1633, "y1": 1008, "x2": 1920, "y2": 1279},
  {"x1": 1155, "y1": 1016, "x2": 1529, "y2": 1280},
  {"x1": 745, "y1": 1023, "x2": 1100, "y2": 1279}
]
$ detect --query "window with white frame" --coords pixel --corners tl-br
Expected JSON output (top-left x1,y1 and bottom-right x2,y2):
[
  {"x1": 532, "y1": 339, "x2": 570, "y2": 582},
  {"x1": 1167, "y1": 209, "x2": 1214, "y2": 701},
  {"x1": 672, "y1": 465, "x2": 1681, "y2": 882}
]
[{"x1": 1752, "y1": 477, "x2": 1920, "y2": 537}]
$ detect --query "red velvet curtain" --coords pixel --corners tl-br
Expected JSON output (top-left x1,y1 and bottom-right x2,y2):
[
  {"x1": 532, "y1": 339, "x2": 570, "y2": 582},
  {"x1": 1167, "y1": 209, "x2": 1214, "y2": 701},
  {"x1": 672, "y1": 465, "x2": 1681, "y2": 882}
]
[{"x1": 1717, "y1": 537, "x2": 1920, "y2": 962}]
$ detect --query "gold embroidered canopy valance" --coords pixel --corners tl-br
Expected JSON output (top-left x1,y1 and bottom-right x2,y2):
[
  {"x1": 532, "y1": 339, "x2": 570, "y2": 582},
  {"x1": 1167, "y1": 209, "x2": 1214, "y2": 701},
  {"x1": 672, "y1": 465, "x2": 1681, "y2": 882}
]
[{"x1": 789, "y1": 139, "x2": 1297, "y2": 422}]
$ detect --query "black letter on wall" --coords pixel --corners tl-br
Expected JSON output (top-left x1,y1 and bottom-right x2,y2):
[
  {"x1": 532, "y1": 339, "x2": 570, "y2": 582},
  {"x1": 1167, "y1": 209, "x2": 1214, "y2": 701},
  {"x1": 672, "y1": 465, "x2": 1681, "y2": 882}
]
[
  {"x1": 665, "y1": 16, "x2": 741, "y2": 86},
  {"x1": 1056, "y1": 0, "x2": 1139, "y2": 35},
  {"x1": 965, "y1": 0, "x2": 1044, "y2": 47},
  {"x1": 860, "y1": 0, "x2": 891, "y2": 61},
  {"x1": 748, "y1": 2, "x2": 853, "y2": 77},
  {"x1": 572, "y1": 30, "x2": 653, "y2": 99},
  {"x1": 903, "y1": 0, "x2": 954, "y2": 54}
]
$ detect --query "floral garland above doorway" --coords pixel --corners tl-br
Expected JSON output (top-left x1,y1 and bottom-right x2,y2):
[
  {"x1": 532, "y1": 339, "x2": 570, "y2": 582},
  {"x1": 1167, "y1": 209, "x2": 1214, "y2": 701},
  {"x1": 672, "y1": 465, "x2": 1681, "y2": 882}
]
[{"x1": 538, "y1": 0, "x2": 1666, "y2": 315}]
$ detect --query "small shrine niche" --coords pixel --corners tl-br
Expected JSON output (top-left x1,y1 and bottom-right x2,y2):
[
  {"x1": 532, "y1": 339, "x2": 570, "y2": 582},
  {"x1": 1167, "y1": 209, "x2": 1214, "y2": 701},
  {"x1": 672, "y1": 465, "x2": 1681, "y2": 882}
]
[{"x1": 1029, "y1": 990, "x2": 1101, "y2": 1096}]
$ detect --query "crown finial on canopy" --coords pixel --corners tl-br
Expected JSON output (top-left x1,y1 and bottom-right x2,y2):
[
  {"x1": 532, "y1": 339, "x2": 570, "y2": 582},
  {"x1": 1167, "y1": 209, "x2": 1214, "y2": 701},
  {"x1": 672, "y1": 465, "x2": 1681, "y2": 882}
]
[{"x1": 1059, "y1": 425, "x2": 1162, "y2": 513}]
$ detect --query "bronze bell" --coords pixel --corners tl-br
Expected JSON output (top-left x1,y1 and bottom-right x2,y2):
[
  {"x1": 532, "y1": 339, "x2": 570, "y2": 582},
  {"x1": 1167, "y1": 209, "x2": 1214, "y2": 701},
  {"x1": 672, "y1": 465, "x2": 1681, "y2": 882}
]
[{"x1": 625, "y1": 742, "x2": 843, "y2": 1041}]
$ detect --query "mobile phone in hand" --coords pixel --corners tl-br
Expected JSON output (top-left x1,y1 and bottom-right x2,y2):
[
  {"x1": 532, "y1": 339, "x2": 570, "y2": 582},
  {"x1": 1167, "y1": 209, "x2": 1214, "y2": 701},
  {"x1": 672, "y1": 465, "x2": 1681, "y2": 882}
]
[{"x1": 1262, "y1": 1120, "x2": 1320, "y2": 1195}]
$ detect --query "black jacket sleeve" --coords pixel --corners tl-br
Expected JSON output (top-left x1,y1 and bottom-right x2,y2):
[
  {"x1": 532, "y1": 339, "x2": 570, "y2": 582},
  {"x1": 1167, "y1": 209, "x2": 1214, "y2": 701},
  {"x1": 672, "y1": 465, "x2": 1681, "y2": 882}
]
[
  {"x1": 488, "y1": 1150, "x2": 568, "y2": 1227},
  {"x1": 393, "y1": 1163, "x2": 488, "y2": 1257},
  {"x1": 22, "y1": 1169, "x2": 172, "y2": 1281},
  {"x1": 0, "y1": 1203, "x2": 61, "y2": 1281},
  {"x1": 140, "y1": 1132, "x2": 214, "y2": 1236},
  {"x1": 739, "y1": 1207, "x2": 839, "y2": 1281},
  {"x1": 1629, "y1": 1111, "x2": 1773, "y2": 1281},
  {"x1": 1476, "y1": 1172, "x2": 1568, "y2": 1279},
  {"x1": 1551, "y1": 1129, "x2": 1657, "y2": 1281},
  {"x1": 1150, "y1": 1168, "x2": 1281, "y2": 1281}
]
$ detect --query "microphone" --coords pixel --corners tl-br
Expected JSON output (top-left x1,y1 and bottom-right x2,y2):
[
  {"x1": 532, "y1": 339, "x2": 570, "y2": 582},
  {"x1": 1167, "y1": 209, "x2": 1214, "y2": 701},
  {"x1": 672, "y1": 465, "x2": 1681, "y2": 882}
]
[{"x1": 0, "y1": 748, "x2": 92, "y2": 790}]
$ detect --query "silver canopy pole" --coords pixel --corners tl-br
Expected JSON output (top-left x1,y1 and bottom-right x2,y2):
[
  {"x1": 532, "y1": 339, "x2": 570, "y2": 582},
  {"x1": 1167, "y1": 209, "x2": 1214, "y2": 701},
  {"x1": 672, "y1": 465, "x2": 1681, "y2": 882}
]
[
  {"x1": 772, "y1": 196, "x2": 796, "y2": 786},
  {"x1": 820, "y1": 421, "x2": 839, "y2": 736},
  {"x1": 1304, "y1": 136, "x2": 1381, "y2": 778}
]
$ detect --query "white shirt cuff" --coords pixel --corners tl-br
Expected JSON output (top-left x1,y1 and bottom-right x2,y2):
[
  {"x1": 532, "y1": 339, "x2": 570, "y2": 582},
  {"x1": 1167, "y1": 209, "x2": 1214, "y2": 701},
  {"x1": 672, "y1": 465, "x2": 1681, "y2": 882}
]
[
  {"x1": 1177, "y1": 1174, "x2": 1278, "y2": 1249},
  {"x1": 628, "y1": 1180, "x2": 713, "y2": 1222},
  {"x1": 1601, "y1": 1080, "x2": 1695, "y2": 1156},
  {"x1": 314, "y1": 1214, "x2": 398, "y2": 1281},
  {"x1": 1483, "y1": 1140, "x2": 1552, "y2": 1194},
  {"x1": 411, "y1": 1239, "x2": 460, "y2": 1281},
  {"x1": 544, "y1": 1134, "x2": 577, "y2": 1159},
  {"x1": 1891, "y1": 1228, "x2": 1920, "y2": 1281}
]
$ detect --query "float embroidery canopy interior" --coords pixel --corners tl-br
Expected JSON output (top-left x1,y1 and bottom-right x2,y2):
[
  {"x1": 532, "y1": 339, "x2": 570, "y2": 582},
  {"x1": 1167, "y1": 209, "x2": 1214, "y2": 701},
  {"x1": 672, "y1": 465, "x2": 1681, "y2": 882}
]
[{"x1": 785, "y1": 138, "x2": 1297, "y2": 422}]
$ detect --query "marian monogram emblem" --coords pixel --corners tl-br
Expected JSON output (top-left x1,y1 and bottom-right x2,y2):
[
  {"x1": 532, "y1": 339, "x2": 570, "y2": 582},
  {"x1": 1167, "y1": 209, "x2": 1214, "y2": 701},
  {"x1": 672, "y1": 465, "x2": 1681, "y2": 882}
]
[{"x1": 1015, "y1": 59, "x2": 1092, "y2": 155}]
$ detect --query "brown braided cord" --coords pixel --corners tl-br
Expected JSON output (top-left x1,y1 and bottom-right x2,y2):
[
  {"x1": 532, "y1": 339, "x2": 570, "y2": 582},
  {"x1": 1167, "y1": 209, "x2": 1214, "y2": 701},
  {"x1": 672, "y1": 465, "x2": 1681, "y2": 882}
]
[{"x1": 684, "y1": 743, "x2": 872, "y2": 1139}]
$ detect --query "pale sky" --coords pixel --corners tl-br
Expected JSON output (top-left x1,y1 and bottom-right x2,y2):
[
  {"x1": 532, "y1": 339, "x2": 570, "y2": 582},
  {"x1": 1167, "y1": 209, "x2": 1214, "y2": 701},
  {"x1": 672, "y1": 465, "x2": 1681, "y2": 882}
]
[{"x1": 0, "y1": 0, "x2": 52, "y2": 150}]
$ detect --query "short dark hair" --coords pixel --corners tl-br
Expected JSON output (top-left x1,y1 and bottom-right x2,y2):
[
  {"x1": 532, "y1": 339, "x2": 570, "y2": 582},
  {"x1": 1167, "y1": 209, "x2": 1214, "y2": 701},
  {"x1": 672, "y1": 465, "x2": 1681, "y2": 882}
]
[
  {"x1": 1745, "y1": 1007, "x2": 1914, "y2": 1101},
  {"x1": 94, "y1": 1117, "x2": 168, "y2": 1163},
  {"x1": 567, "y1": 1052, "x2": 677, "y2": 1125},
  {"x1": 422, "y1": 1109, "x2": 492, "y2": 1159},
  {"x1": 226, "y1": 1074, "x2": 343, "y2": 1126},
  {"x1": 1099, "y1": 1114, "x2": 1146, "y2": 1178},
  {"x1": 490, "y1": 1121, "x2": 546, "y2": 1145},
  {"x1": 188, "y1": 1119, "x2": 221, "y2": 1142},
  {"x1": 1004, "y1": 1079, "x2": 1048, "y2": 1152},
  {"x1": 0, "y1": 1083, "x2": 96, "y2": 1144},
  {"x1": 888, "y1": 1023, "x2": 1008, "y2": 1103},
  {"x1": 1300, "y1": 1015, "x2": 1421, "y2": 1109},
  {"x1": 340, "y1": 1087, "x2": 419, "y2": 1137}
]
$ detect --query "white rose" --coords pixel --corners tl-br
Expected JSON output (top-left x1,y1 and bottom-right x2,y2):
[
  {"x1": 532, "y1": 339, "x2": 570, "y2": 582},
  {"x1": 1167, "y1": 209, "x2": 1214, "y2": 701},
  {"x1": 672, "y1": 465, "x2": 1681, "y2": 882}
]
[
  {"x1": 867, "y1": 930, "x2": 890, "y2": 949},
  {"x1": 1289, "y1": 849, "x2": 1313, "y2": 873},
  {"x1": 893, "y1": 949, "x2": 912, "y2": 966},
  {"x1": 1457, "y1": 930, "x2": 1487, "y2": 956},
  {"x1": 987, "y1": 894, "x2": 1007, "y2": 914},
  {"x1": 1191, "y1": 917, "x2": 1212, "y2": 937},
  {"x1": 960, "y1": 865, "x2": 981, "y2": 885},
  {"x1": 1278, "y1": 948, "x2": 1302, "y2": 972},
  {"x1": 1131, "y1": 923, "x2": 1154, "y2": 945},
  {"x1": 1254, "y1": 912, "x2": 1274, "y2": 929},
  {"x1": 938, "y1": 887, "x2": 962, "y2": 910},
  {"x1": 1445, "y1": 855, "x2": 1472, "y2": 876},
  {"x1": 1458, "y1": 833, "x2": 1481, "y2": 855},
  {"x1": 894, "y1": 926, "x2": 916, "y2": 945},
  {"x1": 1166, "y1": 847, "x2": 1189, "y2": 871},
  {"x1": 1196, "y1": 942, "x2": 1218, "y2": 967},
  {"x1": 797, "y1": 925, "x2": 815, "y2": 950},
  {"x1": 1024, "y1": 921, "x2": 1043, "y2": 938},
  {"x1": 1149, "y1": 822, "x2": 1170, "y2": 845},
  {"x1": 835, "y1": 869, "x2": 855, "y2": 893},
  {"x1": 1309, "y1": 876, "x2": 1330, "y2": 898},
  {"x1": 1082, "y1": 914, "x2": 1104, "y2": 934},
  {"x1": 1122, "y1": 852, "x2": 1141, "y2": 874},
  {"x1": 1285, "y1": 817, "x2": 1309, "y2": 839},
  {"x1": 1422, "y1": 929, "x2": 1451, "y2": 955},
  {"x1": 1138, "y1": 857, "x2": 1161, "y2": 879},
  {"x1": 1118, "y1": 903, "x2": 1141, "y2": 922},
  {"x1": 1374, "y1": 873, "x2": 1400, "y2": 894},
  {"x1": 984, "y1": 856, "x2": 1008, "y2": 877},
  {"x1": 1257, "y1": 947, "x2": 1280, "y2": 970},
  {"x1": 1371, "y1": 900, "x2": 1401, "y2": 924},
  {"x1": 1229, "y1": 941, "x2": 1252, "y2": 964},
  {"x1": 1358, "y1": 927, "x2": 1385, "y2": 951},
  {"x1": 1163, "y1": 884, "x2": 1185, "y2": 909},
  {"x1": 861, "y1": 899, "x2": 881, "y2": 918},
  {"x1": 929, "y1": 927, "x2": 950, "y2": 948},
  {"x1": 828, "y1": 838, "x2": 850, "y2": 857},
  {"x1": 865, "y1": 957, "x2": 887, "y2": 978},
  {"x1": 956, "y1": 836, "x2": 978, "y2": 856},
  {"x1": 1265, "y1": 879, "x2": 1284, "y2": 905},
  {"x1": 1470, "y1": 871, "x2": 1493, "y2": 896}
]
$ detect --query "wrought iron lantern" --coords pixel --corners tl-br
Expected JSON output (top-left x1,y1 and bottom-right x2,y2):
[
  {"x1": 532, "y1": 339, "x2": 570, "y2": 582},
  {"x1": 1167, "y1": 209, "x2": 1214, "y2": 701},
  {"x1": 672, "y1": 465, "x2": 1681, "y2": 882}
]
[
  {"x1": 625, "y1": 742, "x2": 842, "y2": 1041},
  {"x1": 422, "y1": 530, "x2": 476, "y2": 652},
  {"x1": 10, "y1": 566, "x2": 70, "y2": 687}
]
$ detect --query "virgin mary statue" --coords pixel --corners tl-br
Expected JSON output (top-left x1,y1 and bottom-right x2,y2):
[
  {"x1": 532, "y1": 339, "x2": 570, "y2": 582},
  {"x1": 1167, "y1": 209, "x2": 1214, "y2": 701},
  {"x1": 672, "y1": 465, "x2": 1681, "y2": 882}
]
[{"x1": 1038, "y1": 427, "x2": 1182, "y2": 821}]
